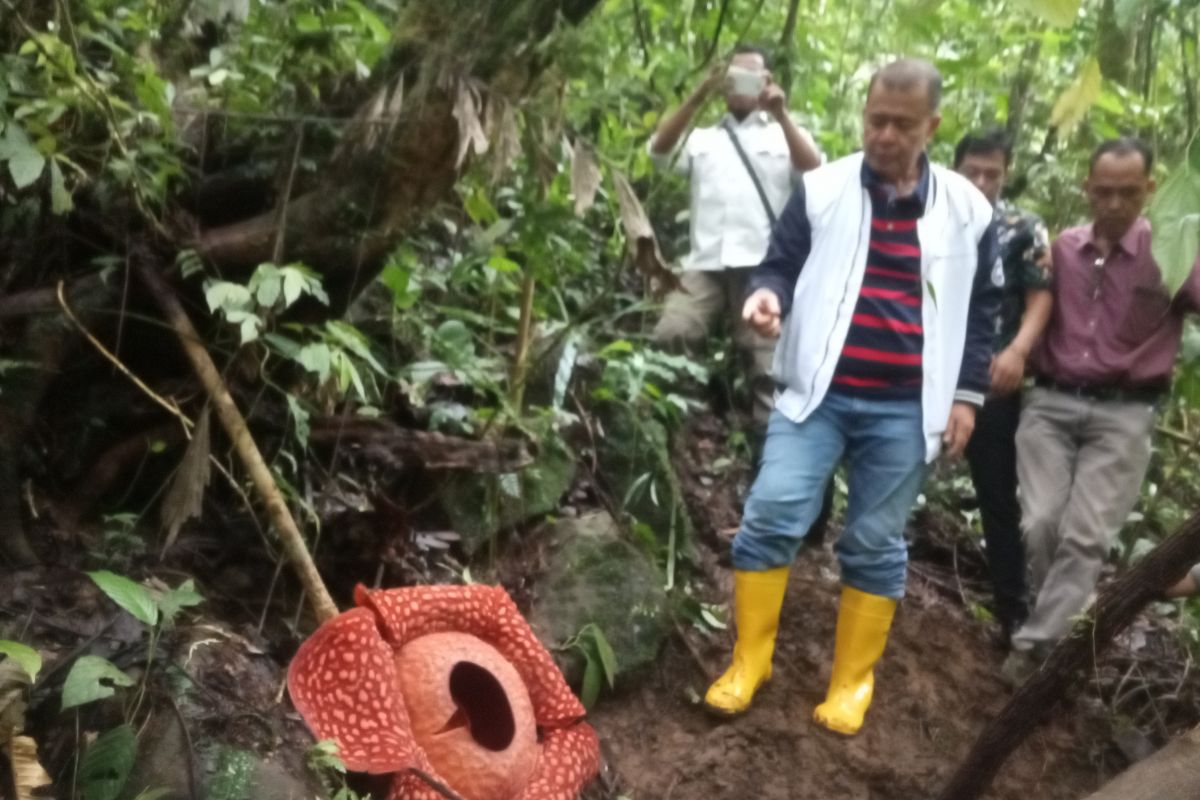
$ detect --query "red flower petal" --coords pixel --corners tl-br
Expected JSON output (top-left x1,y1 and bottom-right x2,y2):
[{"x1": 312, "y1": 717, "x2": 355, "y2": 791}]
[
  {"x1": 356, "y1": 584, "x2": 586, "y2": 727},
  {"x1": 516, "y1": 724, "x2": 602, "y2": 800},
  {"x1": 388, "y1": 724, "x2": 601, "y2": 800},
  {"x1": 287, "y1": 607, "x2": 425, "y2": 773}
]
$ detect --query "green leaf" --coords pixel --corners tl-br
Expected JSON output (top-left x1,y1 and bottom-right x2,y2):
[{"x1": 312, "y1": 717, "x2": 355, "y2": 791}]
[
  {"x1": 434, "y1": 320, "x2": 474, "y2": 362},
  {"x1": 487, "y1": 255, "x2": 521, "y2": 273},
  {"x1": 579, "y1": 654, "x2": 601, "y2": 709},
  {"x1": 1149, "y1": 166, "x2": 1200, "y2": 297},
  {"x1": 0, "y1": 640, "x2": 42, "y2": 681},
  {"x1": 553, "y1": 333, "x2": 580, "y2": 410},
  {"x1": 325, "y1": 321, "x2": 386, "y2": 374},
  {"x1": 1050, "y1": 58, "x2": 1102, "y2": 132},
  {"x1": 589, "y1": 626, "x2": 618, "y2": 687},
  {"x1": 251, "y1": 264, "x2": 282, "y2": 308},
  {"x1": 297, "y1": 343, "x2": 333, "y2": 381},
  {"x1": 156, "y1": 579, "x2": 204, "y2": 626},
  {"x1": 282, "y1": 269, "x2": 306, "y2": 308},
  {"x1": 349, "y1": 0, "x2": 392, "y2": 42},
  {"x1": 87, "y1": 570, "x2": 159, "y2": 626},
  {"x1": 1011, "y1": 0, "x2": 1080, "y2": 26},
  {"x1": 3, "y1": 132, "x2": 46, "y2": 190},
  {"x1": 79, "y1": 724, "x2": 137, "y2": 800},
  {"x1": 62, "y1": 656, "x2": 135, "y2": 710},
  {"x1": 204, "y1": 281, "x2": 252, "y2": 313},
  {"x1": 287, "y1": 395, "x2": 311, "y2": 446},
  {"x1": 380, "y1": 263, "x2": 419, "y2": 310},
  {"x1": 49, "y1": 159, "x2": 73, "y2": 214},
  {"x1": 295, "y1": 12, "x2": 322, "y2": 33}
]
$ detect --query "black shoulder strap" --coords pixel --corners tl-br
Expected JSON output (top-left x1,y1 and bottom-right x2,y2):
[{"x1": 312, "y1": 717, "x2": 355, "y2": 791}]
[{"x1": 722, "y1": 119, "x2": 778, "y2": 228}]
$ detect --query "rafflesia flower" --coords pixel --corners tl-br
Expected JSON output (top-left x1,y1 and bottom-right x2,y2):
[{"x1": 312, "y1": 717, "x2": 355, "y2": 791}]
[{"x1": 288, "y1": 584, "x2": 600, "y2": 800}]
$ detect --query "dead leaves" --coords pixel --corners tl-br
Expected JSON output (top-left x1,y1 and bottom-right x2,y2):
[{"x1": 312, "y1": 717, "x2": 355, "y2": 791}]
[
  {"x1": 159, "y1": 406, "x2": 212, "y2": 556},
  {"x1": 613, "y1": 170, "x2": 682, "y2": 297},
  {"x1": 571, "y1": 141, "x2": 602, "y2": 217},
  {"x1": 333, "y1": 74, "x2": 405, "y2": 161},
  {"x1": 9, "y1": 735, "x2": 52, "y2": 800},
  {"x1": 488, "y1": 99, "x2": 522, "y2": 184},
  {"x1": 453, "y1": 77, "x2": 490, "y2": 169},
  {"x1": 0, "y1": 656, "x2": 52, "y2": 799}
]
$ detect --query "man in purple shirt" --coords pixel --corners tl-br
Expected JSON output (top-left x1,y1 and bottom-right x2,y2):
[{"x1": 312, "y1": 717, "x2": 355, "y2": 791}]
[{"x1": 1004, "y1": 137, "x2": 1200, "y2": 681}]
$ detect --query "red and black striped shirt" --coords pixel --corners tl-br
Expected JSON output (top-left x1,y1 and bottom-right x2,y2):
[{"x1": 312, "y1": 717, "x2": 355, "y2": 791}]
[{"x1": 830, "y1": 171, "x2": 927, "y2": 398}]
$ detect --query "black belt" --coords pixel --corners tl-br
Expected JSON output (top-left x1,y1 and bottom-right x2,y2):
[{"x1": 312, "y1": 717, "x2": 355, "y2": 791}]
[{"x1": 1034, "y1": 376, "x2": 1168, "y2": 403}]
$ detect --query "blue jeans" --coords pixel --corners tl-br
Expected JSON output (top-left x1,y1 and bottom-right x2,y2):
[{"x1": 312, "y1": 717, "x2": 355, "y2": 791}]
[{"x1": 732, "y1": 394, "x2": 927, "y2": 599}]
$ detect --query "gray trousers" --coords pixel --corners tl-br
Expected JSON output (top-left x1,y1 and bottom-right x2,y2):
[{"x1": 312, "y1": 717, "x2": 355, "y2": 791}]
[
  {"x1": 1011, "y1": 387, "x2": 1155, "y2": 650},
  {"x1": 652, "y1": 269, "x2": 776, "y2": 425}
]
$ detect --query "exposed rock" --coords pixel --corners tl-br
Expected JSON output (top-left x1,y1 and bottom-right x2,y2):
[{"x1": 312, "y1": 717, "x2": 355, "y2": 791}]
[{"x1": 529, "y1": 511, "x2": 669, "y2": 683}]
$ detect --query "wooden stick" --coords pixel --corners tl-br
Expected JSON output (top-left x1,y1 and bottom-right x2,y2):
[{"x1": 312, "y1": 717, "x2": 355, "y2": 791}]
[
  {"x1": 935, "y1": 510, "x2": 1200, "y2": 800},
  {"x1": 56, "y1": 282, "x2": 194, "y2": 431},
  {"x1": 135, "y1": 261, "x2": 338, "y2": 624}
]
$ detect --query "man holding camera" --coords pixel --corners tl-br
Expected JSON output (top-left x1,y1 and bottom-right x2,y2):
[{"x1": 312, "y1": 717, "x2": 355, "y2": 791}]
[{"x1": 648, "y1": 44, "x2": 822, "y2": 427}]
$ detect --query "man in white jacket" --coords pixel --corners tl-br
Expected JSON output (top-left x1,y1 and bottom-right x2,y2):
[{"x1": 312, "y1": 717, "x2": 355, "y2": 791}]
[
  {"x1": 704, "y1": 59, "x2": 1002, "y2": 736},
  {"x1": 648, "y1": 44, "x2": 822, "y2": 425}
]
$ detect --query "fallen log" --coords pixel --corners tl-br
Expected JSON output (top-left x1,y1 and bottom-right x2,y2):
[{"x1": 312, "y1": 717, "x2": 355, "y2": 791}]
[
  {"x1": 308, "y1": 417, "x2": 533, "y2": 474},
  {"x1": 935, "y1": 509, "x2": 1200, "y2": 800}
]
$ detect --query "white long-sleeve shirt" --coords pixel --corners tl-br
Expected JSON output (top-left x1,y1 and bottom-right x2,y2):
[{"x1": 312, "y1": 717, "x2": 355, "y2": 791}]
[{"x1": 649, "y1": 111, "x2": 820, "y2": 271}]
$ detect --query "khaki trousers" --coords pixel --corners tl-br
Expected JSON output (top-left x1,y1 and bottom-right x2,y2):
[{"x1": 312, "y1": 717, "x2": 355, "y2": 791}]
[
  {"x1": 1011, "y1": 387, "x2": 1155, "y2": 650},
  {"x1": 652, "y1": 269, "x2": 776, "y2": 425}
]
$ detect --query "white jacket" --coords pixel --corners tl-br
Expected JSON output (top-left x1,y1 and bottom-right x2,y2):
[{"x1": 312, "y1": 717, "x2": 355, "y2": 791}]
[{"x1": 760, "y1": 153, "x2": 1000, "y2": 462}]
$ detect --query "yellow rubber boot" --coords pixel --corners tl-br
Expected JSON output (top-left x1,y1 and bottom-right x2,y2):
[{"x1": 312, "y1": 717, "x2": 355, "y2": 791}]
[
  {"x1": 813, "y1": 586, "x2": 897, "y2": 735},
  {"x1": 704, "y1": 567, "x2": 790, "y2": 715}
]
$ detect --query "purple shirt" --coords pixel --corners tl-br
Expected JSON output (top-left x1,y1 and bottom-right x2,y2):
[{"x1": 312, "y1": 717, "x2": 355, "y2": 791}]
[{"x1": 1035, "y1": 218, "x2": 1200, "y2": 388}]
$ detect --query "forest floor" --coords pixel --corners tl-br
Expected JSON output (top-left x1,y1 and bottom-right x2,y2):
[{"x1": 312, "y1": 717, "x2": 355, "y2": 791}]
[
  {"x1": 4, "y1": 410, "x2": 1194, "y2": 800},
  {"x1": 583, "y1": 413, "x2": 1108, "y2": 800},
  {"x1": 590, "y1": 551, "x2": 1104, "y2": 800}
]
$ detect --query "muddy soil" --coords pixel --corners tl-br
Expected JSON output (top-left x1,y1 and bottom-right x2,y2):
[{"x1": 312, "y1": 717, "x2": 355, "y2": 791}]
[{"x1": 591, "y1": 548, "x2": 1106, "y2": 799}]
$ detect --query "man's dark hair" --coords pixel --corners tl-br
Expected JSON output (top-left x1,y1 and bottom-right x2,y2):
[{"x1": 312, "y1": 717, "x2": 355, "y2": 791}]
[
  {"x1": 954, "y1": 128, "x2": 1013, "y2": 168},
  {"x1": 732, "y1": 43, "x2": 772, "y2": 71},
  {"x1": 868, "y1": 58, "x2": 943, "y2": 112},
  {"x1": 1089, "y1": 136, "x2": 1154, "y2": 175}
]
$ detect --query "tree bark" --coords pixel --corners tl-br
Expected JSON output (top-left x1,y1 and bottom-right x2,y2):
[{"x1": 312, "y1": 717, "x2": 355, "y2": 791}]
[
  {"x1": 935, "y1": 510, "x2": 1200, "y2": 800},
  {"x1": 1082, "y1": 725, "x2": 1200, "y2": 800}
]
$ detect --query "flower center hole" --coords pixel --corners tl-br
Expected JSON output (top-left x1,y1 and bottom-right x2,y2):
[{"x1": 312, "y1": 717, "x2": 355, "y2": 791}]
[{"x1": 448, "y1": 661, "x2": 516, "y2": 752}]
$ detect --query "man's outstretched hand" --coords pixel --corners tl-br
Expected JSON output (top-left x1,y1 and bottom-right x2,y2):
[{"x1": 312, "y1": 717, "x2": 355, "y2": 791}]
[{"x1": 742, "y1": 288, "x2": 782, "y2": 338}]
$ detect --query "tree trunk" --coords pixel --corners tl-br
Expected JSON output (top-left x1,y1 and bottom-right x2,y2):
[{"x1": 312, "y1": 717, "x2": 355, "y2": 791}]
[
  {"x1": 1082, "y1": 725, "x2": 1200, "y2": 800},
  {"x1": 1179, "y1": 5, "x2": 1198, "y2": 143},
  {"x1": 1097, "y1": 0, "x2": 1134, "y2": 85},
  {"x1": 1005, "y1": 38, "x2": 1042, "y2": 143},
  {"x1": 935, "y1": 510, "x2": 1200, "y2": 800},
  {"x1": 193, "y1": 0, "x2": 603, "y2": 312},
  {"x1": 776, "y1": 0, "x2": 803, "y2": 88}
]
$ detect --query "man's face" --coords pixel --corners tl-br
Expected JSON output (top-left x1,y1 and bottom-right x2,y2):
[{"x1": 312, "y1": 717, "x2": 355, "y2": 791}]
[
  {"x1": 725, "y1": 52, "x2": 766, "y2": 117},
  {"x1": 1085, "y1": 152, "x2": 1154, "y2": 240},
  {"x1": 957, "y1": 150, "x2": 1008, "y2": 205},
  {"x1": 862, "y1": 83, "x2": 940, "y2": 181}
]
